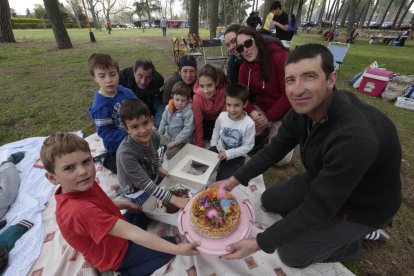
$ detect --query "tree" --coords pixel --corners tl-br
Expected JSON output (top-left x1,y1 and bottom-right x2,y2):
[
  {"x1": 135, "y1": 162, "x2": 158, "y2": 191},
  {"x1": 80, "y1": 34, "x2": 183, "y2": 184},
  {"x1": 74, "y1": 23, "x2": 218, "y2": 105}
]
[
  {"x1": 43, "y1": 0, "x2": 73, "y2": 49},
  {"x1": 392, "y1": 0, "x2": 407, "y2": 29},
  {"x1": 0, "y1": 0, "x2": 16, "y2": 43},
  {"x1": 86, "y1": 0, "x2": 100, "y2": 29},
  {"x1": 398, "y1": 0, "x2": 414, "y2": 27},
  {"x1": 209, "y1": 0, "x2": 219, "y2": 38},
  {"x1": 347, "y1": 0, "x2": 356, "y2": 37},
  {"x1": 366, "y1": 0, "x2": 379, "y2": 26},
  {"x1": 379, "y1": 0, "x2": 394, "y2": 26},
  {"x1": 66, "y1": 0, "x2": 84, "y2": 28},
  {"x1": 189, "y1": 0, "x2": 199, "y2": 34}
]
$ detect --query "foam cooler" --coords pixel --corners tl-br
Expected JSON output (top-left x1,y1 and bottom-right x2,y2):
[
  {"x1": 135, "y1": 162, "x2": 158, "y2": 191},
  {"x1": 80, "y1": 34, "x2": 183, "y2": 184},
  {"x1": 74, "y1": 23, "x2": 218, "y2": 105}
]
[{"x1": 358, "y1": 68, "x2": 394, "y2": 97}]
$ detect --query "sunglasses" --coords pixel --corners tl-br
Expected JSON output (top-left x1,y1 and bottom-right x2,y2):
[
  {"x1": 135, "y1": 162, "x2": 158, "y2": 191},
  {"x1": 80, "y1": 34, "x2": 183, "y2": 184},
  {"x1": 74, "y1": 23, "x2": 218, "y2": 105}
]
[{"x1": 235, "y1": 38, "x2": 255, "y2": 54}]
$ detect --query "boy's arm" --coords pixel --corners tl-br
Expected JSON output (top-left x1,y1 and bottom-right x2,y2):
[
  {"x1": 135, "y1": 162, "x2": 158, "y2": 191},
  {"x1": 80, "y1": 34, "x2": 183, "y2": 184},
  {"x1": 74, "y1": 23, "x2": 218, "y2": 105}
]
[
  {"x1": 158, "y1": 107, "x2": 168, "y2": 135},
  {"x1": 89, "y1": 107, "x2": 126, "y2": 146},
  {"x1": 225, "y1": 120, "x2": 256, "y2": 160},
  {"x1": 210, "y1": 115, "x2": 221, "y2": 147},
  {"x1": 113, "y1": 200, "x2": 143, "y2": 213},
  {"x1": 109, "y1": 219, "x2": 199, "y2": 256},
  {"x1": 173, "y1": 110, "x2": 195, "y2": 145}
]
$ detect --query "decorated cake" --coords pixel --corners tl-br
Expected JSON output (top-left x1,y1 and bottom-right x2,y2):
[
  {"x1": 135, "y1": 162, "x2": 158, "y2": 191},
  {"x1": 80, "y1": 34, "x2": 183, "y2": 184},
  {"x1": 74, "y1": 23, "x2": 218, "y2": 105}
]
[{"x1": 190, "y1": 187, "x2": 241, "y2": 238}]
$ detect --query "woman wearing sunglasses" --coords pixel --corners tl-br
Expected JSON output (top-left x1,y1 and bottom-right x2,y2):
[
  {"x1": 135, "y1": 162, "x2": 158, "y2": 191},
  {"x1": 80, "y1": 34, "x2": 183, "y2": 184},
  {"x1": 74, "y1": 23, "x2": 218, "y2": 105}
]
[{"x1": 236, "y1": 26, "x2": 293, "y2": 164}]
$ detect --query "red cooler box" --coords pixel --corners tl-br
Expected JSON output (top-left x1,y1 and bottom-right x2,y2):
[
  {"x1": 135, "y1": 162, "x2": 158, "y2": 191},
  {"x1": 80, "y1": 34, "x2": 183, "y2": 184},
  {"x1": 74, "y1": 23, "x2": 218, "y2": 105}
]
[{"x1": 358, "y1": 68, "x2": 394, "y2": 97}]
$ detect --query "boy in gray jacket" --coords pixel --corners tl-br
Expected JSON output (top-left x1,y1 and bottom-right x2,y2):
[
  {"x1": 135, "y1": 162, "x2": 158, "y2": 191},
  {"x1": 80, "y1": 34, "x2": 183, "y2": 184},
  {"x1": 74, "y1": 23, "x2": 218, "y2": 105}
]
[{"x1": 158, "y1": 82, "x2": 194, "y2": 159}]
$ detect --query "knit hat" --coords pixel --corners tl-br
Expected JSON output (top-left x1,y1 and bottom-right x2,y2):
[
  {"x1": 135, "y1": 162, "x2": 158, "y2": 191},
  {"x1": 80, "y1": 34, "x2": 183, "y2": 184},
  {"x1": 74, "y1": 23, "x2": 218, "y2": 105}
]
[{"x1": 178, "y1": 56, "x2": 197, "y2": 70}]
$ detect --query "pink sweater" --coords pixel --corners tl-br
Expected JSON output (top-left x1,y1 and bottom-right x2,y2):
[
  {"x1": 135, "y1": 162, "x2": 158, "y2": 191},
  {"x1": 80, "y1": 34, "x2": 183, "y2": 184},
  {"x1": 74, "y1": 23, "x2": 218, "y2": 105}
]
[{"x1": 192, "y1": 82, "x2": 226, "y2": 147}]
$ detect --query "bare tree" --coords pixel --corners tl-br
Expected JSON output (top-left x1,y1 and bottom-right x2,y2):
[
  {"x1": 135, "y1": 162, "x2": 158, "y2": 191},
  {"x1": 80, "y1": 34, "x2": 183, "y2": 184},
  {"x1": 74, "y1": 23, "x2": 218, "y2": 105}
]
[
  {"x1": 379, "y1": 0, "x2": 394, "y2": 26},
  {"x1": 44, "y1": 0, "x2": 73, "y2": 49},
  {"x1": 189, "y1": 0, "x2": 199, "y2": 34},
  {"x1": 318, "y1": 0, "x2": 328, "y2": 23},
  {"x1": 366, "y1": 0, "x2": 378, "y2": 26},
  {"x1": 66, "y1": 0, "x2": 83, "y2": 28},
  {"x1": 392, "y1": 0, "x2": 407, "y2": 29},
  {"x1": 398, "y1": 0, "x2": 414, "y2": 27},
  {"x1": 209, "y1": 0, "x2": 219, "y2": 38},
  {"x1": 357, "y1": 1, "x2": 369, "y2": 28},
  {"x1": 0, "y1": 0, "x2": 16, "y2": 42},
  {"x1": 347, "y1": 0, "x2": 356, "y2": 36},
  {"x1": 86, "y1": 0, "x2": 100, "y2": 29}
]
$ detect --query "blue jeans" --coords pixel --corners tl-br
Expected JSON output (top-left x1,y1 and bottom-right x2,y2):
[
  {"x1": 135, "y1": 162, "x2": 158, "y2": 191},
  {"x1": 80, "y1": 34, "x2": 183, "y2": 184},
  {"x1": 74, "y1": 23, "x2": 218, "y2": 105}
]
[
  {"x1": 209, "y1": 146, "x2": 246, "y2": 181},
  {"x1": 118, "y1": 236, "x2": 176, "y2": 276}
]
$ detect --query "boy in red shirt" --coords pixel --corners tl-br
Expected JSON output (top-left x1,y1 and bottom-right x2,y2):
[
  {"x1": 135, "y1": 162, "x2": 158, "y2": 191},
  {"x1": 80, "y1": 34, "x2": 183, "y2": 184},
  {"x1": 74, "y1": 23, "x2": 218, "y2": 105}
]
[{"x1": 41, "y1": 133, "x2": 199, "y2": 274}]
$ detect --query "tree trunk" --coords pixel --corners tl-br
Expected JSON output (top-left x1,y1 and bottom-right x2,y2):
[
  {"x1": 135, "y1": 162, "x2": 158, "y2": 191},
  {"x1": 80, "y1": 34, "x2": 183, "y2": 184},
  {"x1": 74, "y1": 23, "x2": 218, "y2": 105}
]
[
  {"x1": 334, "y1": 0, "x2": 345, "y2": 26},
  {"x1": 318, "y1": 0, "x2": 327, "y2": 23},
  {"x1": 368, "y1": 0, "x2": 379, "y2": 27},
  {"x1": 86, "y1": 0, "x2": 99, "y2": 30},
  {"x1": 296, "y1": 0, "x2": 304, "y2": 23},
  {"x1": 252, "y1": 0, "x2": 255, "y2": 13},
  {"x1": 379, "y1": 0, "x2": 394, "y2": 26},
  {"x1": 392, "y1": 0, "x2": 407, "y2": 29},
  {"x1": 398, "y1": 0, "x2": 414, "y2": 27},
  {"x1": 357, "y1": 2, "x2": 368, "y2": 28},
  {"x1": 326, "y1": 0, "x2": 334, "y2": 20},
  {"x1": 347, "y1": 0, "x2": 356, "y2": 35},
  {"x1": 0, "y1": 0, "x2": 16, "y2": 42},
  {"x1": 340, "y1": 0, "x2": 350, "y2": 28},
  {"x1": 189, "y1": 0, "x2": 199, "y2": 34},
  {"x1": 209, "y1": 0, "x2": 219, "y2": 38},
  {"x1": 307, "y1": 0, "x2": 316, "y2": 21},
  {"x1": 44, "y1": 0, "x2": 73, "y2": 49}
]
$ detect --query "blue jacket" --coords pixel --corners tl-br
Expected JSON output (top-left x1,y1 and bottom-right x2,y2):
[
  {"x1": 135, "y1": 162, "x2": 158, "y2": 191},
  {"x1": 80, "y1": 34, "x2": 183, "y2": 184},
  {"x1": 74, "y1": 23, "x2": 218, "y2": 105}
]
[{"x1": 88, "y1": 85, "x2": 136, "y2": 153}]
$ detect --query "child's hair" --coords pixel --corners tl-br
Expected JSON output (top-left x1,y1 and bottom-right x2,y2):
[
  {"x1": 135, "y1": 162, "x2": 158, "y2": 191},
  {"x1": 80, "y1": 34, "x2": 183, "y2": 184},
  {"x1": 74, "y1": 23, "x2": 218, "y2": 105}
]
[
  {"x1": 119, "y1": 99, "x2": 152, "y2": 125},
  {"x1": 40, "y1": 132, "x2": 91, "y2": 173},
  {"x1": 88, "y1": 53, "x2": 119, "y2": 76},
  {"x1": 197, "y1": 64, "x2": 230, "y2": 88},
  {"x1": 171, "y1": 81, "x2": 191, "y2": 99},
  {"x1": 133, "y1": 58, "x2": 155, "y2": 73},
  {"x1": 225, "y1": 84, "x2": 249, "y2": 104}
]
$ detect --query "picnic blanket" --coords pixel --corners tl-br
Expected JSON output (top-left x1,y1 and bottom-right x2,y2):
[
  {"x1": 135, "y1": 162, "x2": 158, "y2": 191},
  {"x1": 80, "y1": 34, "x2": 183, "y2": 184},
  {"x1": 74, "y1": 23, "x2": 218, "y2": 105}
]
[{"x1": 1, "y1": 132, "x2": 354, "y2": 275}]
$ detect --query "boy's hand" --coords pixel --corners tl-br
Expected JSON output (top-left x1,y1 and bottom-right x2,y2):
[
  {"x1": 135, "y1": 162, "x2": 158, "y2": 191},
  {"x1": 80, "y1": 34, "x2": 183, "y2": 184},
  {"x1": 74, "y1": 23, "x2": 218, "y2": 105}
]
[
  {"x1": 176, "y1": 241, "x2": 200, "y2": 256},
  {"x1": 218, "y1": 151, "x2": 227, "y2": 160},
  {"x1": 158, "y1": 167, "x2": 168, "y2": 177},
  {"x1": 170, "y1": 195, "x2": 189, "y2": 209},
  {"x1": 167, "y1": 142, "x2": 176, "y2": 149}
]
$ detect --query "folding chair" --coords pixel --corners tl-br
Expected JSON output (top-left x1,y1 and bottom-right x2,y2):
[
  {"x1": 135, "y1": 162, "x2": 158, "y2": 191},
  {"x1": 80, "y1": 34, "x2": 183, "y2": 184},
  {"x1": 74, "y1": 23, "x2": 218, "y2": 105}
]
[
  {"x1": 201, "y1": 39, "x2": 228, "y2": 70},
  {"x1": 182, "y1": 38, "x2": 204, "y2": 60},
  {"x1": 327, "y1": 42, "x2": 350, "y2": 71},
  {"x1": 172, "y1": 36, "x2": 188, "y2": 64}
]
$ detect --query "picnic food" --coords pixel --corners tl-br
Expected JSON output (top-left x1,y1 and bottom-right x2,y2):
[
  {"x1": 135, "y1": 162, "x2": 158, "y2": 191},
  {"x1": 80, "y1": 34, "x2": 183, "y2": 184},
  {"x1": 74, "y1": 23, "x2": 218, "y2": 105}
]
[
  {"x1": 190, "y1": 187, "x2": 241, "y2": 238},
  {"x1": 157, "y1": 186, "x2": 192, "y2": 214}
]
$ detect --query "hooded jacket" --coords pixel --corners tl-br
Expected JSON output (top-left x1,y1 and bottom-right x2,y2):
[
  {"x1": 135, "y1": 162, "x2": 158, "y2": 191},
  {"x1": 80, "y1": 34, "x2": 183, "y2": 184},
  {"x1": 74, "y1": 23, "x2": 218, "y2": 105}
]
[
  {"x1": 238, "y1": 42, "x2": 291, "y2": 122},
  {"x1": 192, "y1": 82, "x2": 226, "y2": 147}
]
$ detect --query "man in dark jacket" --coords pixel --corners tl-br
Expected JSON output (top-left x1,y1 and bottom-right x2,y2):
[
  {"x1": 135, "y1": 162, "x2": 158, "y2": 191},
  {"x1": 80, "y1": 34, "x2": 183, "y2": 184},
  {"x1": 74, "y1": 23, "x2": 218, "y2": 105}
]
[
  {"x1": 216, "y1": 43, "x2": 402, "y2": 268},
  {"x1": 119, "y1": 59, "x2": 164, "y2": 128}
]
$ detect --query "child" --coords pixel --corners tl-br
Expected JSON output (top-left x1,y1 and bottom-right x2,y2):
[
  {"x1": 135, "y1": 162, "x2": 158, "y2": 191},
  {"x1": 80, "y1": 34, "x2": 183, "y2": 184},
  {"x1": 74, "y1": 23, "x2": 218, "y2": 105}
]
[
  {"x1": 87, "y1": 53, "x2": 137, "y2": 174},
  {"x1": 210, "y1": 84, "x2": 255, "y2": 180},
  {"x1": 192, "y1": 64, "x2": 230, "y2": 148},
  {"x1": 158, "y1": 81, "x2": 194, "y2": 160},
  {"x1": 41, "y1": 132, "x2": 199, "y2": 275},
  {"x1": 116, "y1": 99, "x2": 189, "y2": 208}
]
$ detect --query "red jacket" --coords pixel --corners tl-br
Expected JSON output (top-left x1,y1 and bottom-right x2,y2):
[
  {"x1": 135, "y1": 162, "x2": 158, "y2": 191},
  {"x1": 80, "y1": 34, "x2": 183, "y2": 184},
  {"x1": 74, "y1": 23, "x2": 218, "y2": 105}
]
[
  {"x1": 192, "y1": 82, "x2": 226, "y2": 147},
  {"x1": 238, "y1": 42, "x2": 291, "y2": 122}
]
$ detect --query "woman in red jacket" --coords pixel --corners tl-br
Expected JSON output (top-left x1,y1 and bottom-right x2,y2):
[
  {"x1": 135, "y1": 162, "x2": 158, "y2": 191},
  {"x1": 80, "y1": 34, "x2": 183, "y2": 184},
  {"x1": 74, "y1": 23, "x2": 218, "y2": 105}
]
[{"x1": 236, "y1": 26, "x2": 293, "y2": 164}]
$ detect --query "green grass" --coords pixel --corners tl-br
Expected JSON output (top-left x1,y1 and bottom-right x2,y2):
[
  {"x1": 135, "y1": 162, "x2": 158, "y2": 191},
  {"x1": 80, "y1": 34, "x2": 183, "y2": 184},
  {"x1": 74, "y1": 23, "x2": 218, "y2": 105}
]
[{"x1": 1, "y1": 28, "x2": 413, "y2": 274}]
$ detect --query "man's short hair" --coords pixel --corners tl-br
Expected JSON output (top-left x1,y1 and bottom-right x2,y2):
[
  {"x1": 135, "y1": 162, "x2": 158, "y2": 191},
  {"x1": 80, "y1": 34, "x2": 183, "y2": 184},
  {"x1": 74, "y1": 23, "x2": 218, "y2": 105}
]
[
  {"x1": 171, "y1": 81, "x2": 191, "y2": 99},
  {"x1": 133, "y1": 58, "x2": 155, "y2": 73},
  {"x1": 119, "y1": 99, "x2": 152, "y2": 125},
  {"x1": 88, "y1": 53, "x2": 119, "y2": 76},
  {"x1": 286, "y1": 43, "x2": 335, "y2": 79},
  {"x1": 225, "y1": 84, "x2": 249, "y2": 104},
  {"x1": 270, "y1": 1, "x2": 282, "y2": 11},
  {"x1": 40, "y1": 133, "x2": 91, "y2": 173}
]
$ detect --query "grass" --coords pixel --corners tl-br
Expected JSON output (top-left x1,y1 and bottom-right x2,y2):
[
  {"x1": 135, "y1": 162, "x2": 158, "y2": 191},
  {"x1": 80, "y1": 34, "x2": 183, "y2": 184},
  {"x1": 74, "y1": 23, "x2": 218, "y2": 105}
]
[{"x1": 1, "y1": 27, "x2": 413, "y2": 275}]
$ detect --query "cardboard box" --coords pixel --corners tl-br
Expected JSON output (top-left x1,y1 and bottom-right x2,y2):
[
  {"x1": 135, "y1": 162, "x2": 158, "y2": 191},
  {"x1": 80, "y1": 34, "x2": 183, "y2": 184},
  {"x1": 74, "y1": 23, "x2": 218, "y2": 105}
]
[
  {"x1": 142, "y1": 179, "x2": 197, "y2": 226},
  {"x1": 167, "y1": 144, "x2": 220, "y2": 191},
  {"x1": 358, "y1": 68, "x2": 394, "y2": 97},
  {"x1": 395, "y1": 96, "x2": 414, "y2": 111}
]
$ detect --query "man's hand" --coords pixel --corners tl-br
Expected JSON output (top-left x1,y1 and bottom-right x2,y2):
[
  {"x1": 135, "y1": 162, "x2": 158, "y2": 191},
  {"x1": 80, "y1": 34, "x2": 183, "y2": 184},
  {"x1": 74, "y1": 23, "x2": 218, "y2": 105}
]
[
  {"x1": 167, "y1": 142, "x2": 176, "y2": 150},
  {"x1": 170, "y1": 195, "x2": 189, "y2": 209},
  {"x1": 176, "y1": 241, "x2": 200, "y2": 256},
  {"x1": 158, "y1": 167, "x2": 168, "y2": 177},
  {"x1": 220, "y1": 238, "x2": 260, "y2": 260},
  {"x1": 218, "y1": 151, "x2": 227, "y2": 160},
  {"x1": 210, "y1": 176, "x2": 239, "y2": 192}
]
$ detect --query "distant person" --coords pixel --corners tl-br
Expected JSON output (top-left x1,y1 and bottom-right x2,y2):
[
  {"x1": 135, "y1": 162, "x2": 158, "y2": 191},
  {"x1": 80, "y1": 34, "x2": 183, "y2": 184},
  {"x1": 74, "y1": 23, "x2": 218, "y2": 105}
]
[
  {"x1": 41, "y1": 132, "x2": 199, "y2": 275},
  {"x1": 117, "y1": 99, "x2": 190, "y2": 208},
  {"x1": 262, "y1": 2, "x2": 277, "y2": 35},
  {"x1": 160, "y1": 17, "x2": 168, "y2": 37},
  {"x1": 87, "y1": 53, "x2": 137, "y2": 174},
  {"x1": 287, "y1": 14, "x2": 297, "y2": 40},
  {"x1": 158, "y1": 81, "x2": 194, "y2": 160},
  {"x1": 270, "y1": 1, "x2": 290, "y2": 41},
  {"x1": 209, "y1": 84, "x2": 255, "y2": 180},
  {"x1": 106, "y1": 19, "x2": 112, "y2": 34},
  {"x1": 163, "y1": 55, "x2": 197, "y2": 104},
  {"x1": 216, "y1": 43, "x2": 402, "y2": 268},
  {"x1": 246, "y1": 12, "x2": 262, "y2": 29},
  {"x1": 119, "y1": 59, "x2": 165, "y2": 128}
]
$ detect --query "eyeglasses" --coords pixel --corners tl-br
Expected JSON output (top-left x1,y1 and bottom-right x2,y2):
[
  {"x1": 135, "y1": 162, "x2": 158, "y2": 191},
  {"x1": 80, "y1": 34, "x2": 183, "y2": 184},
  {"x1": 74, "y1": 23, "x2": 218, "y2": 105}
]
[
  {"x1": 225, "y1": 37, "x2": 236, "y2": 48},
  {"x1": 235, "y1": 38, "x2": 255, "y2": 54}
]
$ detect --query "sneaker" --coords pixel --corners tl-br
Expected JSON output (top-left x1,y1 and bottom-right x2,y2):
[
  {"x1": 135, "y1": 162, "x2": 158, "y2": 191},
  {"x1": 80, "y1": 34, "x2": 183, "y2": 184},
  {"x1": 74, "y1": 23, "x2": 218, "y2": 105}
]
[{"x1": 364, "y1": 229, "x2": 390, "y2": 242}]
